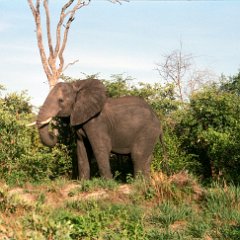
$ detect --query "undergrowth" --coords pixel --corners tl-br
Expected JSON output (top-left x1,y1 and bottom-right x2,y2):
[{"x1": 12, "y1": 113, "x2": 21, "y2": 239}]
[{"x1": 0, "y1": 172, "x2": 240, "y2": 239}]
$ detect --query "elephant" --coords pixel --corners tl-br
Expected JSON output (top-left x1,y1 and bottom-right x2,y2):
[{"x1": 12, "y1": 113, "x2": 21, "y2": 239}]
[{"x1": 37, "y1": 78, "x2": 163, "y2": 179}]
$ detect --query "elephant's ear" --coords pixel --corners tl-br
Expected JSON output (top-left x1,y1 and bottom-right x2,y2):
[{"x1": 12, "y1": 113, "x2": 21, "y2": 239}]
[{"x1": 70, "y1": 79, "x2": 107, "y2": 126}]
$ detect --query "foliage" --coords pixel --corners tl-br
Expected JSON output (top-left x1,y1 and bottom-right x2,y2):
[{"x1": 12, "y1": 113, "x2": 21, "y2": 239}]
[
  {"x1": 102, "y1": 74, "x2": 135, "y2": 98},
  {"x1": 152, "y1": 126, "x2": 197, "y2": 175},
  {"x1": 0, "y1": 90, "x2": 34, "y2": 182},
  {"x1": 1, "y1": 70, "x2": 240, "y2": 184},
  {"x1": 221, "y1": 71, "x2": 240, "y2": 95},
  {"x1": 0, "y1": 88, "x2": 72, "y2": 185},
  {"x1": 2, "y1": 91, "x2": 32, "y2": 115},
  {"x1": 177, "y1": 76, "x2": 240, "y2": 182}
]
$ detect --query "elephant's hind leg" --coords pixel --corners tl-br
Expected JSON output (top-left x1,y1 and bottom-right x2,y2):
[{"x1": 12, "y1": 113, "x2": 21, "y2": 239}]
[
  {"x1": 131, "y1": 132, "x2": 158, "y2": 178},
  {"x1": 132, "y1": 150, "x2": 152, "y2": 178}
]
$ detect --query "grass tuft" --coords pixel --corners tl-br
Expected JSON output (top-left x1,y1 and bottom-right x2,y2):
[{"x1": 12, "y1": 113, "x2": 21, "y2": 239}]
[{"x1": 0, "y1": 175, "x2": 240, "y2": 239}]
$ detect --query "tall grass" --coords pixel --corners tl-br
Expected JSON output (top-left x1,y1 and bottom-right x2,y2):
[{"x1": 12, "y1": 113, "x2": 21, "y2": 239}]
[{"x1": 1, "y1": 174, "x2": 240, "y2": 239}]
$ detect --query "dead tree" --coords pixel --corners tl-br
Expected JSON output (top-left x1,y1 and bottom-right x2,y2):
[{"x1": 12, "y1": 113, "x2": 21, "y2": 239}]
[
  {"x1": 28, "y1": 0, "x2": 93, "y2": 88},
  {"x1": 155, "y1": 44, "x2": 193, "y2": 102},
  {"x1": 155, "y1": 43, "x2": 216, "y2": 101},
  {"x1": 28, "y1": 0, "x2": 128, "y2": 89}
]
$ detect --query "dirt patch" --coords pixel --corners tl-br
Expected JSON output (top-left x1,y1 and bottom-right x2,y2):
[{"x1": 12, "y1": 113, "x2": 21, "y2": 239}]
[
  {"x1": 204, "y1": 235, "x2": 213, "y2": 240},
  {"x1": 60, "y1": 183, "x2": 79, "y2": 198},
  {"x1": 5, "y1": 182, "x2": 133, "y2": 209},
  {"x1": 8, "y1": 188, "x2": 37, "y2": 205},
  {"x1": 170, "y1": 220, "x2": 187, "y2": 231},
  {"x1": 118, "y1": 184, "x2": 132, "y2": 195},
  {"x1": 82, "y1": 189, "x2": 108, "y2": 200}
]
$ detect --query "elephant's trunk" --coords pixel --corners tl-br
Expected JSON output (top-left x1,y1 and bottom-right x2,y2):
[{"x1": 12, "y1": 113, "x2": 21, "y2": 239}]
[
  {"x1": 37, "y1": 103, "x2": 59, "y2": 147},
  {"x1": 38, "y1": 124, "x2": 57, "y2": 147}
]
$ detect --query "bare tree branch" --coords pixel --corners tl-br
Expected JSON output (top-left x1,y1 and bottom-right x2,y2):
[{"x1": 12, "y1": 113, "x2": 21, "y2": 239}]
[
  {"x1": 187, "y1": 69, "x2": 217, "y2": 96},
  {"x1": 107, "y1": 0, "x2": 129, "y2": 4},
  {"x1": 28, "y1": 0, "x2": 53, "y2": 84},
  {"x1": 58, "y1": 0, "x2": 91, "y2": 76},
  {"x1": 63, "y1": 59, "x2": 79, "y2": 72},
  {"x1": 155, "y1": 45, "x2": 193, "y2": 102},
  {"x1": 28, "y1": 0, "x2": 126, "y2": 89},
  {"x1": 28, "y1": 0, "x2": 37, "y2": 17},
  {"x1": 43, "y1": 0, "x2": 54, "y2": 59},
  {"x1": 156, "y1": 43, "x2": 217, "y2": 101},
  {"x1": 28, "y1": 0, "x2": 91, "y2": 88},
  {"x1": 54, "y1": 0, "x2": 74, "y2": 59}
]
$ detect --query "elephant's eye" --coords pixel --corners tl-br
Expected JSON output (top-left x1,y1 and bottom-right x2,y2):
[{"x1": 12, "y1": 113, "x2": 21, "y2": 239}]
[{"x1": 58, "y1": 98, "x2": 64, "y2": 104}]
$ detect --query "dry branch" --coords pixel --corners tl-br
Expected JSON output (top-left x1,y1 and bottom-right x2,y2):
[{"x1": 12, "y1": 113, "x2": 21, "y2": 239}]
[
  {"x1": 63, "y1": 59, "x2": 79, "y2": 72},
  {"x1": 108, "y1": 0, "x2": 129, "y2": 4}
]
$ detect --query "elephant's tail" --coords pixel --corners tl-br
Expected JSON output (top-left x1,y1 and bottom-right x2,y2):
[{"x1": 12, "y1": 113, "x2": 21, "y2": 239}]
[{"x1": 159, "y1": 125, "x2": 170, "y2": 174}]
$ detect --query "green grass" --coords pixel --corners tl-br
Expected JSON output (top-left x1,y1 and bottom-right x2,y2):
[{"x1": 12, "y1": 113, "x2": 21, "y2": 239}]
[
  {"x1": 1, "y1": 174, "x2": 240, "y2": 239},
  {"x1": 68, "y1": 177, "x2": 119, "y2": 197},
  {"x1": 149, "y1": 201, "x2": 192, "y2": 228}
]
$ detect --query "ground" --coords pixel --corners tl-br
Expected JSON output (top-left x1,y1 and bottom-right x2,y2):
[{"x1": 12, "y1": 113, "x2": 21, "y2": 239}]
[{"x1": 0, "y1": 172, "x2": 239, "y2": 239}]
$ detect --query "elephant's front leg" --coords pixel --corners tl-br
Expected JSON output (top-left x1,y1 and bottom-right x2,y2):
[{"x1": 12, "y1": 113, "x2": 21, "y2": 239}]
[
  {"x1": 76, "y1": 136, "x2": 90, "y2": 179},
  {"x1": 95, "y1": 150, "x2": 112, "y2": 179},
  {"x1": 84, "y1": 123, "x2": 112, "y2": 179},
  {"x1": 90, "y1": 138, "x2": 112, "y2": 179}
]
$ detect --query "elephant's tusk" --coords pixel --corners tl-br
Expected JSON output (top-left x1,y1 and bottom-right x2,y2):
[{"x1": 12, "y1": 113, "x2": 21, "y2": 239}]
[
  {"x1": 39, "y1": 117, "x2": 52, "y2": 126},
  {"x1": 26, "y1": 121, "x2": 36, "y2": 127}
]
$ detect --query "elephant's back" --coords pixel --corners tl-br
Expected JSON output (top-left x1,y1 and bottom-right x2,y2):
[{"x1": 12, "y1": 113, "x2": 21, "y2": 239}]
[
  {"x1": 104, "y1": 96, "x2": 160, "y2": 126},
  {"x1": 106, "y1": 96, "x2": 153, "y2": 111}
]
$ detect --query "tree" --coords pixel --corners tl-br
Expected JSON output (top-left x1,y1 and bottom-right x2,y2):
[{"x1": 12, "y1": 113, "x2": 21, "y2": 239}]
[
  {"x1": 28, "y1": 0, "x2": 127, "y2": 89},
  {"x1": 155, "y1": 43, "x2": 216, "y2": 102},
  {"x1": 28, "y1": 0, "x2": 89, "y2": 88},
  {"x1": 177, "y1": 76, "x2": 240, "y2": 183}
]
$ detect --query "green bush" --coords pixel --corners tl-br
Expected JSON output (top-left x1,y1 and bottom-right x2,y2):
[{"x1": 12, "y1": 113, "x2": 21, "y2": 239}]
[
  {"x1": 177, "y1": 80, "x2": 240, "y2": 182},
  {"x1": 152, "y1": 123, "x2": 197, "y2": 175},
  {"x1": 0, "y1": 88, "x2": 72, "y2": 184},
  {"x1": 2, "y1": 71, "x2": 240, "y2": 184},
  {"x1": 0, "y1": 91, "x2": 34, "y2": 181}
]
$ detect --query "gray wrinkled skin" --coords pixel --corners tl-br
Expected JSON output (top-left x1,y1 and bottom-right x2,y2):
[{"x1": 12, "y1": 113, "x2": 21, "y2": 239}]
[{"x1": 37, "y1": 79, "x2": 163, "y2": 179}]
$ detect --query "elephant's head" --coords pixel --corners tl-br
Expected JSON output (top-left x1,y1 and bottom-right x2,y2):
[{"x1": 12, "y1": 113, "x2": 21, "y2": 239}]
[{"x1": 37, "y1": 79, "x2": 107, "y2": 147}]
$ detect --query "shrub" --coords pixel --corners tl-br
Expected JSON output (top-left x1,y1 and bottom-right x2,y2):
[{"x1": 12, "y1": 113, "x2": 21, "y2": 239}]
[
  {"x1": 0, "y1": 88, "x2": 72, "y2": 184},
  {"x1": 177, "y1": 82, "x2": 240, "y2": 182}
]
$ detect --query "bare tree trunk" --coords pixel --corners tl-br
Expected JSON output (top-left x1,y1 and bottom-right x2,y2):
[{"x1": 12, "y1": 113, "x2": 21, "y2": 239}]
[{"x1": 27, "y1": 0, "x2": 91, "y2": 89}]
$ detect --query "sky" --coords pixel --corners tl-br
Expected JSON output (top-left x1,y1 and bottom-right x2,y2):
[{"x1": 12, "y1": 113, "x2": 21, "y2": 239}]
[{"x1": 0, "y1": 0, "x2": 240, "y2": 106}]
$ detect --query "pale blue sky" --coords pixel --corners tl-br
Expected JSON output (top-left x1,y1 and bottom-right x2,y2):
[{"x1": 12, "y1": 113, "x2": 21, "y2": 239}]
[{"x1": 0, "y1": 0, "x2": 240, "y2": 106}]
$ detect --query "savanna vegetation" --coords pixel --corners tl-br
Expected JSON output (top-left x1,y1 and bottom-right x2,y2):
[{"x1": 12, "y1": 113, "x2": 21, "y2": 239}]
[
  {"x1": 1, "y1": 71, "x2": 240, "y2": 239},
  {"x1": 2, "y1": 1, "x2": 238, "y2": 239}
]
